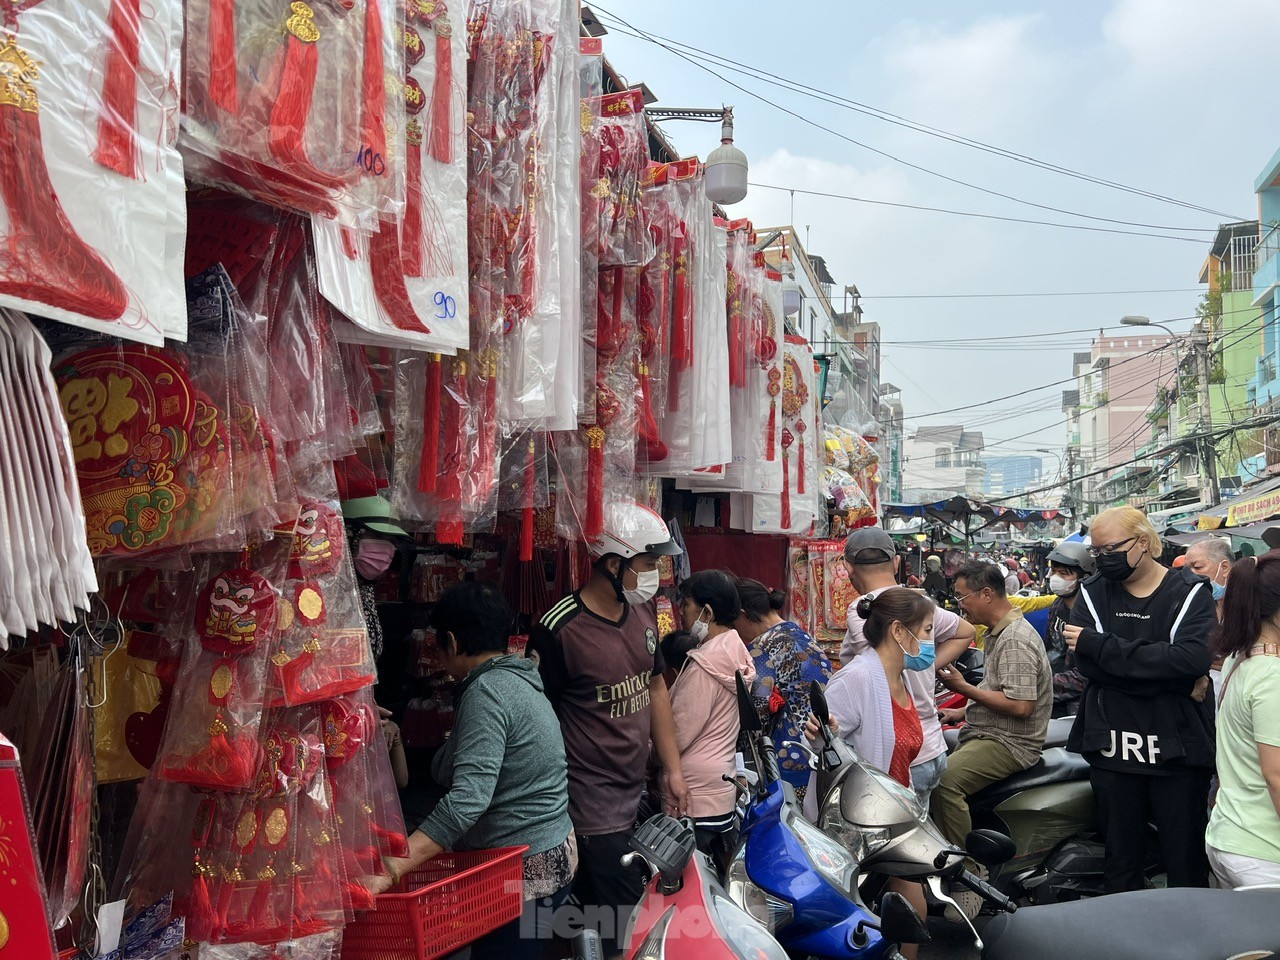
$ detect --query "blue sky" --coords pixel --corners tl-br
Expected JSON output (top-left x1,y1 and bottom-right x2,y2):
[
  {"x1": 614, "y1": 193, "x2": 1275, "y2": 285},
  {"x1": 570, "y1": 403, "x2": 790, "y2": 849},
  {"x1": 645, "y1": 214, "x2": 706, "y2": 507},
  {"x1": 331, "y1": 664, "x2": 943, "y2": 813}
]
[{"x1": 592, "y1": 0, "x2": 1280, "y2": 476}]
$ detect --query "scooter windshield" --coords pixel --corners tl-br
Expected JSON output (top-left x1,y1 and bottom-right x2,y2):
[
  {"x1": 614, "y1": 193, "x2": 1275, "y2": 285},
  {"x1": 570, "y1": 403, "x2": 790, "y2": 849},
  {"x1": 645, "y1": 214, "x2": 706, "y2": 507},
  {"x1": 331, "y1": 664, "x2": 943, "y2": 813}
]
[{"x1": 836, "y1": 762, "x2": 926, "y2": 830}]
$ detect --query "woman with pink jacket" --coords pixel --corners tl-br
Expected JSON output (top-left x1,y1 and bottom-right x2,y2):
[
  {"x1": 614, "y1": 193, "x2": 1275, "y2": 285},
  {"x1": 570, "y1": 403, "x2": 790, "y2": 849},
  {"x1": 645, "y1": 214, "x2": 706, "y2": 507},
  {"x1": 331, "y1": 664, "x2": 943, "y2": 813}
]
[{"x1": 657, "y1": 570, "x2": 756, "y2": 865}]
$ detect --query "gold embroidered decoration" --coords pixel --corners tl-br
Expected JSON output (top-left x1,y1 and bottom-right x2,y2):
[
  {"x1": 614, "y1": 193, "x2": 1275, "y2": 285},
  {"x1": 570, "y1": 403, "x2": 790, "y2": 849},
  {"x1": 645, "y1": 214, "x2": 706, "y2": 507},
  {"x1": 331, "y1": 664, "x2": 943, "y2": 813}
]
[
  {"x1": 297, "y1": 586, "x2": 325, "y2": 622},
  {"x1": 210, "y1": 664, "x2": 234, "y2": 700},
  {"x1": 208, "y1": 717, "x2": 228, "y2": 736},
  {"x1": 303, "y1": 637, "x2": 322, "y2": 655},
  {"x1": 264, "y1": 807, "x2": 289, "y2": 846},
  {"x1": 271, "y1": 651, "x2": 291, "y2": 667},
  {"x1": 0, "y1": 35, "x2": 40, "y2": 114},
  {"x1": 235, "y1": 811, "x2": 257, "y2": 849},
  {"x1": 277, "y1": 601, "x2": 294, "y2": 632},
  {"x1": 285, "y1": 2, "x2": 321, "y2": 43}
]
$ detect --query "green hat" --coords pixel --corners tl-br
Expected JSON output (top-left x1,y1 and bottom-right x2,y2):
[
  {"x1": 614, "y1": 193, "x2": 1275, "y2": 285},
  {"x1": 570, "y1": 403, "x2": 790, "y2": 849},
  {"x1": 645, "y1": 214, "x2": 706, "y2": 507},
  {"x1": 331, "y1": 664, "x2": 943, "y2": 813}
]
[{"x1": 342, "y1": 496, "x2": 409, "y2": 538}]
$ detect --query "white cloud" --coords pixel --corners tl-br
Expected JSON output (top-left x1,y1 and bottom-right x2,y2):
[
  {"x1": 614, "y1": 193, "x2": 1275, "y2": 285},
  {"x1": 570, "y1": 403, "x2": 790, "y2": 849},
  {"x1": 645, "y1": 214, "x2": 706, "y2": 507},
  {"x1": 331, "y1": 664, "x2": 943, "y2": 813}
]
[{"x1": 1101, "y1": 0, "x2": 1280, "y2": 81}]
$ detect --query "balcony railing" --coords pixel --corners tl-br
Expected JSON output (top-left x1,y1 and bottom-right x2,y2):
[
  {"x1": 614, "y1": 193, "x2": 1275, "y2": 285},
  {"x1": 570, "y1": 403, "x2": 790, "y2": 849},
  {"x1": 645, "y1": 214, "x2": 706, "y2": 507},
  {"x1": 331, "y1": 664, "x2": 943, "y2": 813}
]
[{"x1": 1259, "y1": 222, "x2": 1280, "y2": 271}]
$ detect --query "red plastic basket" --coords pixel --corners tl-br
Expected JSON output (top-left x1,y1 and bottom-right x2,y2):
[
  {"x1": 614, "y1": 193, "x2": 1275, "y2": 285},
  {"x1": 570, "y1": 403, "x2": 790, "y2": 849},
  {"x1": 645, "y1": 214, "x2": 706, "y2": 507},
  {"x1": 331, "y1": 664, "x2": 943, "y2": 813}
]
[{"x1": 342, "y1": 846, "x2": 528, "y2": 960}]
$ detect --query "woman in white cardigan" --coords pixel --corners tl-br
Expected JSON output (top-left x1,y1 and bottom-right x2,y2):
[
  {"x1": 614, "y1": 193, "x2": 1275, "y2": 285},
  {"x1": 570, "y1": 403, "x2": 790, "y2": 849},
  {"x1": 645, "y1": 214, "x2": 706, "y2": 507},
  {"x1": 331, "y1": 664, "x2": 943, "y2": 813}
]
[{"x1": 806, "y1": 588, "x2": 935, "y2": 959}]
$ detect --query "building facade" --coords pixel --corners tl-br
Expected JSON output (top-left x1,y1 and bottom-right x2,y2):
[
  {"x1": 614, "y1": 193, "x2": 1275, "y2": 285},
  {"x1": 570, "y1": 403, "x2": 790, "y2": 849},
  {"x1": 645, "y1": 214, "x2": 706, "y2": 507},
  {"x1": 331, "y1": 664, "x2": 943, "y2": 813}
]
[
  {"x1": 983, "y1": 456, "x2": 1044, "y2": 499},
  {"x1": 902, "y1": 425, "x2": 985, "y2": 502},
  {"x1": 1246, "y1": 149, "x2": 1280, "y2": 476}
]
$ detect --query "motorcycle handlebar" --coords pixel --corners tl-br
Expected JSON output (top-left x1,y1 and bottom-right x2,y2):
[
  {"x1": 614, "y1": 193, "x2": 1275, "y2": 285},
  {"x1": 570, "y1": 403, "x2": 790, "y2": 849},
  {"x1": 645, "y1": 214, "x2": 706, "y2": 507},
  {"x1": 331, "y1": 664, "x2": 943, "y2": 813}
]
[{"x1": 956, "y1": 870, "x2": 1017, "y2": 914}]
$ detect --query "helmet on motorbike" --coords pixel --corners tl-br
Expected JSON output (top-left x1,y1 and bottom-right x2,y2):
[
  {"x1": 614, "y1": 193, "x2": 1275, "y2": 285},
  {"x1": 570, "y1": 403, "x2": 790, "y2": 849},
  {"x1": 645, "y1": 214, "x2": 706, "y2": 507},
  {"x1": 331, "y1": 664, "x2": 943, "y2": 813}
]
[
  {"x1": 1047, "y1": 540, "x2": 1096, "y2": 575},
  {"x1": 588, "y1": 501, "x2": 682, "y2": 559}
]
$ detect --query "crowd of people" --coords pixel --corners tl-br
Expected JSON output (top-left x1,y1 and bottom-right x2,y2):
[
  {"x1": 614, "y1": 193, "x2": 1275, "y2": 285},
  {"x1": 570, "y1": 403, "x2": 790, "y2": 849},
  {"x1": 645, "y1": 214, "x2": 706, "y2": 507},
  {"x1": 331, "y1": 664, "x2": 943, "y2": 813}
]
[{"x1": 371, "y1": 501, "x2": 1280, "y2": 958}]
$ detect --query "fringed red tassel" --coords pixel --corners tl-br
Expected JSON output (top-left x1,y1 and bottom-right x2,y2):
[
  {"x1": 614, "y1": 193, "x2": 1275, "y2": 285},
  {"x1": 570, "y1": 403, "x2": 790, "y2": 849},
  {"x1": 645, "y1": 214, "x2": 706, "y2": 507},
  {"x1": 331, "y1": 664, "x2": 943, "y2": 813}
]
[
  {"x1": 347, "y1": 882, "x2": 375, "y2": 912},
  {"x1": 246, "y1": 874, "x2": 276, "y2": 933},
  {"x1": 402, "y1": 124, "x2": 424, "y2": 277},
  {"x1": 278, "y1": 646, "x2": 318, "y2": 704},
  {"x1": 95, "y1": 0, "x2": 143, "y2": 178},
  {"x1": 373, "y1": 825, "x2": 409, "y2": 858},
  {"x1": 671, "y1": 237, "x2": 691, "y2": 366},
  {"x1": 436, "y1": 358, "x2": 468, "y2": 546},
  {"x1": 765, "y1": 400, "x2": 777, "y2": 461},
  {"x1": 208, "y1": 0, "x2": 240, "y2": 113},
  {"x1": 781, "y1": 451, "x2": 792, "y2": 530},
  {"x1": 520, "y1": 441, "x2": 536, "y2": 562},
  {"x1": 360, "y1": 0, "x2": 387, "y2": 159},
  {"x1": 637, "y1": 366, "x2": 668, "y2": 463},
  {"x1": 417, "y1": 354, "x2": 442, "y2": 493},
  {"x1": 268, "y1": 9, "x2": 346, "y2": 190},
  {"x1": 797, "y1": 436, "x2": 806, "y2": 494},
  {"x1": 0, "y1": 47, "x2": 129, "y2": 320},
  {"x1": 164, "y1": 727, "x2": 261, "y2": 789},
  {"x1": 436, "y1": 514, "x2": 465, "y2": 546},
  {"x1": 728, "y1": 307, "x2": 746, "y2": 389},
  {"x1": 187, "y1": 867, "x2": 217, "y2": 942},
  {"x1": 369, "y1": 218, "x2": 432, "y2": 333},
  {"x1": 427, "y1": 16, "x2": 453, "y2": 163},
  {"x1": 585, "y1": 426, "x2": 606, "y2": 540},
  {"x1": 476, "y1": 365, "x2": 500, "y2": 495}
]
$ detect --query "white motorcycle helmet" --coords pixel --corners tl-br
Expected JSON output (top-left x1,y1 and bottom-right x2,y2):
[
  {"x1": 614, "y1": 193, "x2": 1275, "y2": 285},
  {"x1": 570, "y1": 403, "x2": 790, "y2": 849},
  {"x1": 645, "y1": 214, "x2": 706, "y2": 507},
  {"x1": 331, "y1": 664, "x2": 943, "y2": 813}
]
[{"x1": 589, "y1": 501, "x2": 682, "y2": 560}]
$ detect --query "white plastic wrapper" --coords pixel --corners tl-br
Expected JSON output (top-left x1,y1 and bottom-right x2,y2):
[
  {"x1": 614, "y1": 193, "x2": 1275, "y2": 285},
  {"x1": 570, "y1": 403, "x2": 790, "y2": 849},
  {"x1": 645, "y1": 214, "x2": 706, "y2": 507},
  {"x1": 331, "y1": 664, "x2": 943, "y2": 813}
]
[
  {"x1": 0, "y1": 0, "x2": 185, "y2": 345},
  {"x1": 0, "y1": 311, "x2": 98, "y2": 640},
  {"x1": 749, "y1": 336, "x2": 822, "y2": 535}
]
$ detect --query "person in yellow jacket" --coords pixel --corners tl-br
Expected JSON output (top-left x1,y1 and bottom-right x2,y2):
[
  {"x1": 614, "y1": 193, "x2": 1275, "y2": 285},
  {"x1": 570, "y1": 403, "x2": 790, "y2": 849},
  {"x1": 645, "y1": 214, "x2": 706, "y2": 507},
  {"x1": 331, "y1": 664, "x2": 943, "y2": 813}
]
[{"x1": 972, "y1": 593, "x2": 1055, "y2": 650}]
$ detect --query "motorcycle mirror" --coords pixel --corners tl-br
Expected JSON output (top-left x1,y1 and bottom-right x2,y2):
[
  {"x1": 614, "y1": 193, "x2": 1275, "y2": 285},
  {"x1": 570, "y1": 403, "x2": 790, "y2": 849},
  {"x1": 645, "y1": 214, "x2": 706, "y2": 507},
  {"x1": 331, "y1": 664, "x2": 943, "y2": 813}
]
[
  {"x1": 810, "y1": 681, "x2": 830, "y2": 729},
  {"x1": 877, "y1": 891, "x2": 930, "y2": 946},
  {"x1": 965, "y1": 828, "x2": 1017, "y2": 867},
  {"x1": 569, "y1": 930, "x2": 604, "y2": 960},
  {"x1": 736, "y1": 672, "x2": 763, "y2": 732}
]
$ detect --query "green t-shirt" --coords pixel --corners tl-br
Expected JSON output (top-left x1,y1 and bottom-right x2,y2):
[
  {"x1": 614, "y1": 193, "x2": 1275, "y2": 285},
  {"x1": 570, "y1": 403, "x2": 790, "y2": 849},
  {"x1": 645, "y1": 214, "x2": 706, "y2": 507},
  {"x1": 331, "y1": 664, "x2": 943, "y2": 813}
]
[{"x1": 1207, "y1": 652, "x2": 1280, "y2": 863}]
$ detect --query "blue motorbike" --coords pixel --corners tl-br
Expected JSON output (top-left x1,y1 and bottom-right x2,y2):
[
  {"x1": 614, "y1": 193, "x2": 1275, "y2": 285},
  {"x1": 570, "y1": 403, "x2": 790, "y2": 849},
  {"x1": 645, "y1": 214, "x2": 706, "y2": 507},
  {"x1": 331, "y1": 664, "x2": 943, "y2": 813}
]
[{"x1": 725, "y1": 675, "x2": 1016, "y2": 958}]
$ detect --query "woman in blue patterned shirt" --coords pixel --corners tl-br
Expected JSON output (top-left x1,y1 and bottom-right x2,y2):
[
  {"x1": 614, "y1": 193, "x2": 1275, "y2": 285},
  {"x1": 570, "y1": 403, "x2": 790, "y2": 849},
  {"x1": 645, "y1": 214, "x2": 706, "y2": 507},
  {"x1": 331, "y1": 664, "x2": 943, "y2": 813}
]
[{"x1": 734, "y1": 578, "x2": 832, "y2": 802}]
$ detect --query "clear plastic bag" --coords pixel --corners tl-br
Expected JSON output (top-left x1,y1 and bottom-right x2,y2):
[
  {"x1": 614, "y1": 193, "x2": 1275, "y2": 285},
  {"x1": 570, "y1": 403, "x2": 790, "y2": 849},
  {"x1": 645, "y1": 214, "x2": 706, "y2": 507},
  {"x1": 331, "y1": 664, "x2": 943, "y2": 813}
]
[{"x1": 0, "y1": 0, "x2": 185, "y2": 344}]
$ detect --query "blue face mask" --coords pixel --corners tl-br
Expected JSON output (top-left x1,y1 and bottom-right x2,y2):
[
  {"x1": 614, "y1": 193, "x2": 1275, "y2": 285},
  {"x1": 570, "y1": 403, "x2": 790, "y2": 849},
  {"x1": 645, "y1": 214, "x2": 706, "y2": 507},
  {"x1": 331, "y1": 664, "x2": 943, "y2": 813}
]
[
  {"x1": 897, "y1": 632, "x2": 936, "y2": 672},
  {"x1": 1212, "y1": 580, "x2": 1226, "y2": 602}
]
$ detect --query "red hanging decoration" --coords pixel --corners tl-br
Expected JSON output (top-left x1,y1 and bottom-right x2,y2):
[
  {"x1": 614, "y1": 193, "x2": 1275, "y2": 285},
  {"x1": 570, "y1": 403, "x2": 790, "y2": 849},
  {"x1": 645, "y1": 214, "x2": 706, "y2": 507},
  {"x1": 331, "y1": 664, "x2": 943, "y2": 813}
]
[
  {"x1": 208, "y1": 0, "x2": 239, "y2": 112},
  {"x1": 0, "y1": 35, "x2": 129, "y2": 320},
  {"x1": 780, "y1": 428, "x2": 794, "y2": 531},
  {"x1": 417, "y1": 353, "x2": 442, "y2": 493},
  {"x1": 402, "y1": 118, "x2": 425, "y2": 277},
  {"x1": 360, "y1": 0, "x2": 387, "y2": 159},
  {"x1": 585, "y1": 426, "x2": 606, "y2": 540},
  {"x1": 796, "y1": 422, "x2": 807, "y2": 494},
  {"x1": 369, "y1": 217, "x2": 432, "y2": 334},
  {"x1": 427, "y1": 10, "x2": 453, "y2": 163},
  {"x1": 765, "y1": 400, "x2": 777, "y2": 461},
  {"x1": 436, "y1": 356, "x2": 468, "y2": 545},
  {"x1": 268, "y1": 2, "x2": 346, "y2": 190},
  {"x1": 520, "y1": 440, "x2": 536, "y2": 562},
  {"x1": 95, "y1": 0, "x2": 143, "y2": 178}
]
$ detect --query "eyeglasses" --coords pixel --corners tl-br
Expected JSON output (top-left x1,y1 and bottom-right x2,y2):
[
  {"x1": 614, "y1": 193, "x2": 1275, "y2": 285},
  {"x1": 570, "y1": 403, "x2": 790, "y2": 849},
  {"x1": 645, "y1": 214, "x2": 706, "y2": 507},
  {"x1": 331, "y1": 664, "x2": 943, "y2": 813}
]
[
  {"x1": 1088, "y1": 537, "x2": 1137, "y2": 559},
  {"x1": 953, "y1": 590, "x2": 978, "y2": 604}
]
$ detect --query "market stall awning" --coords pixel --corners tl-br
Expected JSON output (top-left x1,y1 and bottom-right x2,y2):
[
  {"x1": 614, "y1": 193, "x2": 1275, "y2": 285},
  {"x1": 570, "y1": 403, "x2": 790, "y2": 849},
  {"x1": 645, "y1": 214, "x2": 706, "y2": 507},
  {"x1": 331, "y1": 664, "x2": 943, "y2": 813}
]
[{"x1": 882, "y1": 497, "x2": 1066, "y2": 542}]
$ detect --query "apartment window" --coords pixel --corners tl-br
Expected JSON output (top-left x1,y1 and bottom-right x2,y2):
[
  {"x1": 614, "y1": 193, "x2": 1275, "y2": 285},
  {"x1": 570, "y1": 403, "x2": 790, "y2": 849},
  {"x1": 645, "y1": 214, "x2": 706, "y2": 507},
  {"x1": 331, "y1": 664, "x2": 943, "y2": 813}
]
[{"x1": 935, "y1": 447, "x2": 951, "y2": 468}]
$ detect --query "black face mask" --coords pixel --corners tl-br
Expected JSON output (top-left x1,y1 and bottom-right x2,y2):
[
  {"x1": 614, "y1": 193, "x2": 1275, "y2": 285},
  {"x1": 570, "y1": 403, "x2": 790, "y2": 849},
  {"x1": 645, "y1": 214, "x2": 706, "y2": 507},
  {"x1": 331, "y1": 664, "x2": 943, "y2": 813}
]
[{"x1": 1097, "y1": 549, "x2": 1137, "y2": 582}]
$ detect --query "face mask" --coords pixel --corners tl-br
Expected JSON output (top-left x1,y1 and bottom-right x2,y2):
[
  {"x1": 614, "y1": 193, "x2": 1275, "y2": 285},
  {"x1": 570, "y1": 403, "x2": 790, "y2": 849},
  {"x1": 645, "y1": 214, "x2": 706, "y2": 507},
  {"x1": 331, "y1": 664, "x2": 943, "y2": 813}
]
[
  {"x1": 623, "y1": 568, "x2": 660, "y2": 605},
  {"x1": 896, "y1": 630, "x2": 936, "y2": 672},
  {"x1": 689, "y1": 607, "x2": 711, "y2": 643},
  {"x1": 355, "y1": 538, "x2": 396, "y2": 580},
  {"x1": 1049, "y1": 574, "x2": 1079, "y2": 597},
  {"x1": 1097, "y1": 547, "x2": 1139, "y2": 582},
  {"x1": 1212, "y1": 580, "x2": 1227, "y2": 602}
]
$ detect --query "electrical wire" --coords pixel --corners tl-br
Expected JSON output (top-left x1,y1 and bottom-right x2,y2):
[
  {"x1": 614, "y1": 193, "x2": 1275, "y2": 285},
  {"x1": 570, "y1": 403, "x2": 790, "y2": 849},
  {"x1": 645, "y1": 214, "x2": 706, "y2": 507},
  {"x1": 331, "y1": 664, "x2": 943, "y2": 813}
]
[
  {"x1": 861, "y1": 288, "x2": 1204, "y2": 300},
  {"x1": 589, "y1": 6, "x2": 1243, "y2": 222},
  {"x1": 592, "y1": 7, "x2": 1243, "y2": 228},
  {"x1": 748, "y1": 183, "x2": 1210, "y2": 243}
]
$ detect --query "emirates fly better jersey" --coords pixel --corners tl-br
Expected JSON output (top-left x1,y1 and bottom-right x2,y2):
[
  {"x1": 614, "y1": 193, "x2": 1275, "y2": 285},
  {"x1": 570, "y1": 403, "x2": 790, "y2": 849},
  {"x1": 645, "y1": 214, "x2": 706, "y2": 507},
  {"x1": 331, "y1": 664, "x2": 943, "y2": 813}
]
[{"x1": 528, "y1": 593, "x2": 665, "y2": 836}]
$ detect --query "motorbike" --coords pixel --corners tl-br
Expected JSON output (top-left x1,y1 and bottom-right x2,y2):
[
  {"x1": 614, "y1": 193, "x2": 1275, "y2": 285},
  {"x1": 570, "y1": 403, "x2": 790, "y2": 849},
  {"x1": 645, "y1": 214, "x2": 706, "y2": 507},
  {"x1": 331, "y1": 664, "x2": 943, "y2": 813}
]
[
  {"x1": 945, "y1": 716, "x2": 1163, "y2": 903},
  {"x1": 980, "y1": 885, "x2": 1280, "y2": 960},
  {"x1": 935, "y1": 646, "x2": 984, "y2": 730},
  {"x1": 603, "y1": 813, "x2": 792, "y2": 960},
  {"x1": 729, "y1": 675, "x2": 1016, "y2": 957}
]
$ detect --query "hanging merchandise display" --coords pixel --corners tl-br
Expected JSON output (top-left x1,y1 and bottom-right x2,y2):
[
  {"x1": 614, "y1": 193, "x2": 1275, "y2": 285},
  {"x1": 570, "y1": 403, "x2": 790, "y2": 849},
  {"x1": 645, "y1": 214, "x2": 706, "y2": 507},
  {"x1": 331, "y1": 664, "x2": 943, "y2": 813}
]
[
  {"x1": 748, "y1": 335, "x2": 820, "y2": 535},
  {"x1": 313, "y1": 0, "x2": 471, "y2": 353},
  {"x1": 0, "y1": 0, "x2": 186, "y2": 344},
  {"x1": 0, "y1": 312, "x2": 97, "y2": 640}
]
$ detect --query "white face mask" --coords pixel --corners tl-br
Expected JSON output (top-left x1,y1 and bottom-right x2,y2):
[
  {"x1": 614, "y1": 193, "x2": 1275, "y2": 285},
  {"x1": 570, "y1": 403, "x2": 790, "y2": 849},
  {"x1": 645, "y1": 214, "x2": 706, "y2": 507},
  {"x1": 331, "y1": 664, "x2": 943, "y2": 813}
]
[
  {"x1": 1049, "y1": 574, "x2": 1079, "y2": 597},
  {"x1": 689, "y1": 607, "x2": 712, "y2": 642},
  {"x1": 623, "y1": 568, "x2": 660, "y2": 605}
]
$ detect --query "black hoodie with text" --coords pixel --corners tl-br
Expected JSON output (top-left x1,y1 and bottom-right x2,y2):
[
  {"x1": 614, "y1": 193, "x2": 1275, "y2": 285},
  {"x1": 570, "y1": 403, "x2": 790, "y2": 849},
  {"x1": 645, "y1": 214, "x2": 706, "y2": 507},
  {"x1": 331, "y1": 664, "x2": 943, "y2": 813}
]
[{"x1": 1066, "y1": 567, "x2": 1215, "y2": 774}]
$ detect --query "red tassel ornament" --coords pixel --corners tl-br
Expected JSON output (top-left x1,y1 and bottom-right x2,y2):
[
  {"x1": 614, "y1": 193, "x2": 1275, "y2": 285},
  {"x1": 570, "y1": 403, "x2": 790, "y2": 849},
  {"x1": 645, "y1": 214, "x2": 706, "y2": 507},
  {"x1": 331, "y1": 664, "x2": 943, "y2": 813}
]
[
  {"x1": 95, "y1": 0, "x2": 143, "y2": 178},
  {"x1": 369, "y1": 217, "x2": 431, "y2": 334},
  {"x1": 780, "y1": 428, "x2": 794, "y2": 531},
  {"x1": 402, "y1": 120, "x2": 424, "y2": 277},
  {"x1": 417, "y1": 353, "x2": 442, "y2": 493},
  {"x1": 208, "y1": 0, "x2": 240, "y2": 112},
  {"x1": 765, "y1": 400, "x2": 777, "y2": 461},
  {"x1": 797, "y1": 422, "x2": 807, "y2": 494},
  {"x1": 585, "y1": 426, "x2": 606, "y2": 540},
  {"x1": 427, "y1": 11, "x2": 453, "y2": 163},
  {"x1": 268, "y1": 3, "x2": 346, "y2": 190},
  {"x1": 0, "y1": 35, "x2": 128, "y2": 320},
  {"x1": 520, "y1": 440, "x2": 536, "y2": 563},
  {"x1": 360, "y1": 0, "x2": 387, "y2": 159}
]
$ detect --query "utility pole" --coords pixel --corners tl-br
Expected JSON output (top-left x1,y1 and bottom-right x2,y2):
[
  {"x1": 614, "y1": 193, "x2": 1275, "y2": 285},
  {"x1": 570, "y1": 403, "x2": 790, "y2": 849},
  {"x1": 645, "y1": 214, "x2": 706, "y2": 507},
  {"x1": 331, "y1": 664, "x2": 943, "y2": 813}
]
[{"x1": 1195, "y1": 325, "x2": 1219, "y2": 507}]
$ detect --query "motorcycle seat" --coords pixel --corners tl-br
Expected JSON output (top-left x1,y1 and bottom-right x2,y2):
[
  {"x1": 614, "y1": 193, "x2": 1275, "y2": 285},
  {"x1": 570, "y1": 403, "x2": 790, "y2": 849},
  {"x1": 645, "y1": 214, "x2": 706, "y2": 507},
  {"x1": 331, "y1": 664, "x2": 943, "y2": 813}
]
[
  {"x1": 982, "y1": 886, "x2": 1280, "y2": 960},
  {"x1": 969, "y1": 747, "x2": 1089, "y2": 808}
]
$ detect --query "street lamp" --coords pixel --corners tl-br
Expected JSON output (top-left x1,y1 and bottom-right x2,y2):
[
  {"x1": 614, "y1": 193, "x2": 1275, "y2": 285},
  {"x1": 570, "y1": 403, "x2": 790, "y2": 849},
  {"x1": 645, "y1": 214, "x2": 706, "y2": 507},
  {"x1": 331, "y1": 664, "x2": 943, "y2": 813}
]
[
  {"x1": 1121, "y1": 315, "x2": 1182, "y2": 380},
  {"x1": 645, "y1": 106, "x2": 748, "y2": 205}
]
